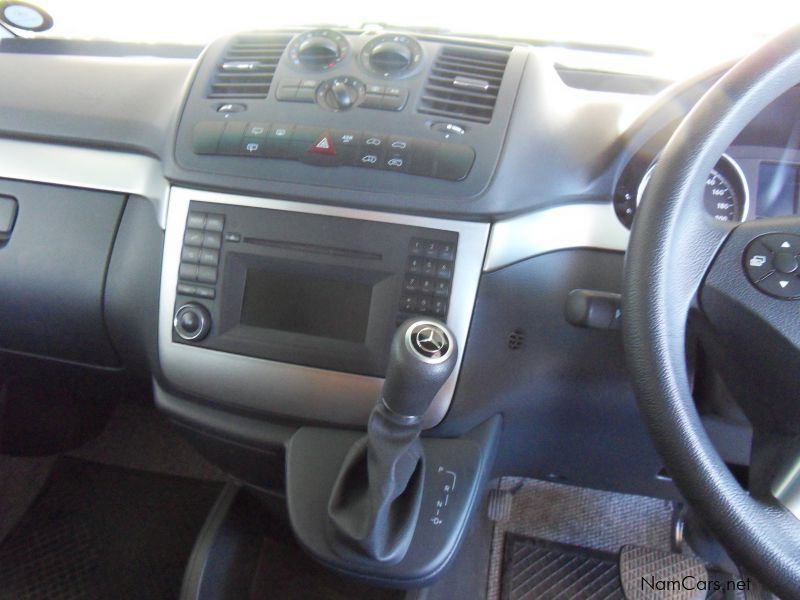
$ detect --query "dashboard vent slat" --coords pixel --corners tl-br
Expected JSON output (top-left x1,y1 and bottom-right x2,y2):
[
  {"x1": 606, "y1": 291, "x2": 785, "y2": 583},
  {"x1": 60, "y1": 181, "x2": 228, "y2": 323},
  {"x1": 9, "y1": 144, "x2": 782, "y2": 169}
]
[
  {"x1": 419, "y1": 46, "x2": 510, "y2": 124},
  {"x1": 207, "y1": 33, "x2": 293, "y2": 99}
]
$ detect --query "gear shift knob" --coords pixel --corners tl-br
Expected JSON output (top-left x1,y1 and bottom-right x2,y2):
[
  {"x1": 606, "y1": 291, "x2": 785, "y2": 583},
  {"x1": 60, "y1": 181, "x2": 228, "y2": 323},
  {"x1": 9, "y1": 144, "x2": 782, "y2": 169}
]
[{"x1": 382, "y1": 319, "x2": 458, "y2": 419}]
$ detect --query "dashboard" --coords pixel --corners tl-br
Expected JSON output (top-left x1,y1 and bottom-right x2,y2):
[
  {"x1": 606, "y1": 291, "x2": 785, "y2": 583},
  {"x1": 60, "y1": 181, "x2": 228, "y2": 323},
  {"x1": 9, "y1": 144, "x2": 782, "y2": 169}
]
[{"x1": 0, "y1": 25, "x2": 797, "y2": 505}]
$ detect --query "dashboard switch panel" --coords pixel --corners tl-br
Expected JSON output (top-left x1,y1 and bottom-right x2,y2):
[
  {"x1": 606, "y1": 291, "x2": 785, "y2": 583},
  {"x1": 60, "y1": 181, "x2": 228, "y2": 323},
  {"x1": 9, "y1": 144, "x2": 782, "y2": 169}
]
[{"x1": 192, "y1": 121, "x2": 475, "y2": 181}]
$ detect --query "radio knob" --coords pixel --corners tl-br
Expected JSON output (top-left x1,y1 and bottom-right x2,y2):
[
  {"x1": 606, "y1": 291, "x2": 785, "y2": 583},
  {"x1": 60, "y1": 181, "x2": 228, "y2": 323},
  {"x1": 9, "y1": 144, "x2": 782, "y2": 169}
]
[{"x1": 174, "y1": 303, "x2": 211, "y2": 341}]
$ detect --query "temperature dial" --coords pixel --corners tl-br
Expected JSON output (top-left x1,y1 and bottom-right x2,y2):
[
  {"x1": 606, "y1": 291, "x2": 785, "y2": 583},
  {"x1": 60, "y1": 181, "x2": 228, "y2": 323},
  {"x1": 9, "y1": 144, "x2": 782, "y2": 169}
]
[{"x1": 288, "y1": 30, "x2": 349, "y2": 71}]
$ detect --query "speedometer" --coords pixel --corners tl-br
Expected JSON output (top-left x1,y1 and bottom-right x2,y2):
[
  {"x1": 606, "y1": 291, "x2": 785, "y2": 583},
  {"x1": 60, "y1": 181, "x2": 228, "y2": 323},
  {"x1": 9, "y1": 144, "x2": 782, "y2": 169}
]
[
  {"x1": 704, "y1": 168, "x2": 741, "y2": 222},
  {"x1": 632, "y1": 153, "x2": 749, "y2": 225}
]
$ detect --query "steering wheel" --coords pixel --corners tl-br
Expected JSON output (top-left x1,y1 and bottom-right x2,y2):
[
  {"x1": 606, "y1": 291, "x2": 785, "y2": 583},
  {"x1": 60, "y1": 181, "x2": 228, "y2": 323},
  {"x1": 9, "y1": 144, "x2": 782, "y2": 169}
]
[{"x1": 623, "y1": 25, "x2": 800, "y2": 598}]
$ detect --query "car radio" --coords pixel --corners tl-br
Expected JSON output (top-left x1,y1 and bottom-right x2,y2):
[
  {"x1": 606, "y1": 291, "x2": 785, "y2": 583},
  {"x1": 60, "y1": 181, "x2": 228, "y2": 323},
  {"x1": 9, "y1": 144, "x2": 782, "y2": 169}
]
[
  {"x1": 171, "y1": 200, "x2": 459, "y2": 378},
  {"x1": 158, "y1": 187, "x2": 489, "y2": 427}
]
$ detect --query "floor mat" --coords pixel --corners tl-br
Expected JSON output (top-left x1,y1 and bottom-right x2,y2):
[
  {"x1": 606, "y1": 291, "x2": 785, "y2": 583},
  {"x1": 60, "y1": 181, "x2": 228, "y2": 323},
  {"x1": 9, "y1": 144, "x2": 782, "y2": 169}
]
[
  {"x1": 0, "y1": 457, "x2": 222, "y2": 600},
  {"x1": 487, "y1": 477, "x2": 676, "y2": 600},
  {"x1": 501, "y1": 535, "x2": 623, "y2": 600}
]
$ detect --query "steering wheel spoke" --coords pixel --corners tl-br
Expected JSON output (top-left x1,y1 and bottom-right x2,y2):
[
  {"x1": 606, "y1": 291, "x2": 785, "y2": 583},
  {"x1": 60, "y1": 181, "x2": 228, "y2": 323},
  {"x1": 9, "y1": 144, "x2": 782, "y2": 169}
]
[{"x1": 698, "y1": 216, "x2": 800, "y2": 435}]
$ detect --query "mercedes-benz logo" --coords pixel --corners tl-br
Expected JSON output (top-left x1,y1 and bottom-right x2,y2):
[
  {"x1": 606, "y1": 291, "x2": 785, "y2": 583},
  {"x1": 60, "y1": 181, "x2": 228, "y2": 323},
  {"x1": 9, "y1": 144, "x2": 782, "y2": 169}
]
[{"x1": 412, "y1": 325, "x2": 449, "y2": 358}]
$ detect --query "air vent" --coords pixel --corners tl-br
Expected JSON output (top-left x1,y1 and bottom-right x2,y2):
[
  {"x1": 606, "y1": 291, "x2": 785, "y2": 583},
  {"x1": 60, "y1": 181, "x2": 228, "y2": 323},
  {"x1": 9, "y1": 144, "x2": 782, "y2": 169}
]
[
  {"x1": 208, "y1": 33, "x2": 293, "y2": 99},
  {"x1": 418, "y1": 46, "x2": 510, "y2": 124}
]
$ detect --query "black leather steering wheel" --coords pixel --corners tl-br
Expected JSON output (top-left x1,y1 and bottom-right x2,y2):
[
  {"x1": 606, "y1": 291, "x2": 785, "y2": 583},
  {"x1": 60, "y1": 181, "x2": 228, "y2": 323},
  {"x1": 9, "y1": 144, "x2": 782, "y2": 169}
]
[{"x1": 623, "y1": 26, "x2": 800, "y2": 599}]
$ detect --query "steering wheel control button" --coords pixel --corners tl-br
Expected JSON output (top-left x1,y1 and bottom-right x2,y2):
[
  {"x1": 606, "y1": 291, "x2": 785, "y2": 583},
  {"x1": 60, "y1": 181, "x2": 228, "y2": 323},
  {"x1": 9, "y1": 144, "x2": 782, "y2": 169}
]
[
  {"x1": 174, "y1": 303, "x2": 211, "y2": 342},
  {"x1": 744, "y1": 234, "x2": 800, "y2": 299},
  {"x1": 773, "y1": 251, "x2": 798, "y2": 274}
]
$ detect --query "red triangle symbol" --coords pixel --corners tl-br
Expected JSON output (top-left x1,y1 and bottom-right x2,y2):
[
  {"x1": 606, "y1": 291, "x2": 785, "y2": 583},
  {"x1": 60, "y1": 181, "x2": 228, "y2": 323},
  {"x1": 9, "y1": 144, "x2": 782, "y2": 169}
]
[{"x1": 310, "y1": 132, "x2": 336, "y2": 155}]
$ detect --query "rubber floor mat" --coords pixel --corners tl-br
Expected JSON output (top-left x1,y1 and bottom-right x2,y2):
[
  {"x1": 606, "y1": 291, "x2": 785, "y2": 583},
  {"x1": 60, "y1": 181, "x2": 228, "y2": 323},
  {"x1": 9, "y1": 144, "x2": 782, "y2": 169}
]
[
  {"x1": 0, "y1": 457, "x2": 222, "y2": 600},
  {"x1": 501, "y1": 534, "x2": 624, "y2": 600}
]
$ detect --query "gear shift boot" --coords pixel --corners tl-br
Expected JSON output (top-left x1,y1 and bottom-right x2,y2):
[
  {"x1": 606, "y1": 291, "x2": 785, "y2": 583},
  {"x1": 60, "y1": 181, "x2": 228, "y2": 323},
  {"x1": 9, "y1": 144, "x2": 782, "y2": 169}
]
[
  {"x1": 328, "y1": 404, "x2": 424, "y2": 563},
  {"x1": 327, "y1": 319, "x2": 457, "y2": 564}
]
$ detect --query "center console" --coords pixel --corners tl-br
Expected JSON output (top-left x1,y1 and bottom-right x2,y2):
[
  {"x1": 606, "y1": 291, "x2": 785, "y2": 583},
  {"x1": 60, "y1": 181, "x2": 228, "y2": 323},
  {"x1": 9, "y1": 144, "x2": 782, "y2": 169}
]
[{"x1": 158, "y1": 187, "x2": 489, "y2": 428}]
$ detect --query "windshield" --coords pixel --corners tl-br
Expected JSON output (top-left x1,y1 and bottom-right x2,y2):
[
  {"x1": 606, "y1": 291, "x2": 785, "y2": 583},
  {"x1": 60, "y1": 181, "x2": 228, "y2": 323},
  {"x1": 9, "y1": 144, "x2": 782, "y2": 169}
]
[{"x1": 2, "y1": 0, "x2": 797, "y2": 77}]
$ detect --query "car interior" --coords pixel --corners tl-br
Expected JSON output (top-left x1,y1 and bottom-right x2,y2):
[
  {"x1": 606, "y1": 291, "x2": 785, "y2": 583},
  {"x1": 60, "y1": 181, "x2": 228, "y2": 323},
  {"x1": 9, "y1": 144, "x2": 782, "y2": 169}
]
[{"x1": 1, "y1": 1, "x2": 800, "y2": 598}]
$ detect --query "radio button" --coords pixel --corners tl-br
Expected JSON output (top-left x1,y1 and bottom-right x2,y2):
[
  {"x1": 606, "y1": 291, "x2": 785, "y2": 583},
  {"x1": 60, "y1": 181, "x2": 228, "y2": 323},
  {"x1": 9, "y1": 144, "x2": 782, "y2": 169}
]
[
  {"x1": 181, "y1": 247, "x2": 201, "y2": 263},
  {"x1": 194, "y1": 286, "x2": 216, "y2": 299},
  {"x1": 184, "y1": 228, "x2": 204, "y2": 247},
  {"x1": 187, "y1": 211, "x2": 206, "y2": 230},
  {"x1": 197, "y1": 266, "x2": 218, "y2": 285},
  {"x1": 202, "y1": 232, "x2": 222, "y2": 250},
  {"x1": 204, "y1": 214, "x2": 225, "y2": 232},
  {"x1": 179, "y1": 263, "x2": 199, "y2": 282},
  {"x1": 176, "y1": 283, "x2": 198, "y2": 296},
  {"x1": 199, "y1": 249, "x2": 220, "y2": 266}
]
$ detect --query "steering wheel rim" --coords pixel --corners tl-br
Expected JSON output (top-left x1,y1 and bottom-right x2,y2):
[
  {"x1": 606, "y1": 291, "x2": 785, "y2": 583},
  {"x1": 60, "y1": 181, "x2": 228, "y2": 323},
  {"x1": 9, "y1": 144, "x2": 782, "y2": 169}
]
[{"x1": 623, "y1": 25, "x2": 800, "y2": 598}]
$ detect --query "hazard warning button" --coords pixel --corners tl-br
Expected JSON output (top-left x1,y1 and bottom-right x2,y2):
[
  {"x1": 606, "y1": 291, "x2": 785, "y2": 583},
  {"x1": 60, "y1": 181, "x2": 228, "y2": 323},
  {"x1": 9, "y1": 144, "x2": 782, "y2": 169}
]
[{"x1": 309, "y1": 132, "x2": 336, "y2": 155}]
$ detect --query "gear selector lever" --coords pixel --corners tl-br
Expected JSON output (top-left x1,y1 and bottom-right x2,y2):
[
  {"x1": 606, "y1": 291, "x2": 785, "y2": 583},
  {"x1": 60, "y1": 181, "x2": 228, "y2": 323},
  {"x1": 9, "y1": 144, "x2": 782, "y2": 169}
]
[{"x1": 327, "y1": 319, "x2": 457, "y2": 563}]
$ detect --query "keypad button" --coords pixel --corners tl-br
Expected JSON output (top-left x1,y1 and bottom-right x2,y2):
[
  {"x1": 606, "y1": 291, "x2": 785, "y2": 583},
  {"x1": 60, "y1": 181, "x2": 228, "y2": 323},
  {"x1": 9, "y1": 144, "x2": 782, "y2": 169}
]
[
  {"x1": 410, "y1": 238, "x2": 426, "y2": 255},
  {"x1": 423, "y1": 240, "x2": 439, "y2": 258},
  {"x1": 433, "y1": 280, "x2": 450, "y2": 297},
  {"x1": 422, "y1": 259, "x2": 437, "y2": 276},
  {"x1": 403, "y1": 275, "x2": 420, "y2": 292},
  {"x1": 420, "y1": 278, "x2": 435, "y2": 293},
  {"x1": 400, "y1": 294, "x2": 417, "y2": 312},
  {"x1": 407, "y1": 256, "x2": 423, "y2": 274},
  {"x1": 416, "y1": 295, "x2": 433, "y2": 314},
  {"x1": 436, "y1": 261, "x2": 453, "y2": 280},
  {"x1": 438, "y1": 243, "x2": 456, "y2": 261},
  {"x1": 433, "y1": 298, "x2": 448, "y2": 317}
]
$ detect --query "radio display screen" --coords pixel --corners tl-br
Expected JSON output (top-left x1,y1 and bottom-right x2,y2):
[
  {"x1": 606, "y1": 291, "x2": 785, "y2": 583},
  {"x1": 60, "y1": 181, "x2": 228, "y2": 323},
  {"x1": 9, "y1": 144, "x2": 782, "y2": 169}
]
[{"x1": 240, "y1": 269, "x2": 372, "y2": 343}]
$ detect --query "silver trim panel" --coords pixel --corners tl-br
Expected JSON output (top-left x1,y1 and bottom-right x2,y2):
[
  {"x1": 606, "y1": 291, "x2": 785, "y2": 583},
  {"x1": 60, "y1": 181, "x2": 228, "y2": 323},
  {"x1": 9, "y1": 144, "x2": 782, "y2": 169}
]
[
  {"x1": 483, "y1": 202, "x2": 629, "y2": 271},
  {"x1": 0, "y1": 138, "x2": 169, "y2": 227},
  {"x1": 159, "y1": 187, "x2": 490, "y2": 429}
]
